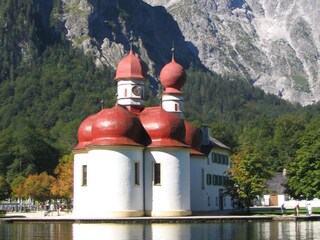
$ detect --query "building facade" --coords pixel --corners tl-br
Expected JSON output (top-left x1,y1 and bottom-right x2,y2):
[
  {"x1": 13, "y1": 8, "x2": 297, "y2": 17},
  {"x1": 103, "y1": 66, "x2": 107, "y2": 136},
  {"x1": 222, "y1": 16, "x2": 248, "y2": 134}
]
[{"x1": 73, "y1": 48, "x2": 232, "y2": 218}]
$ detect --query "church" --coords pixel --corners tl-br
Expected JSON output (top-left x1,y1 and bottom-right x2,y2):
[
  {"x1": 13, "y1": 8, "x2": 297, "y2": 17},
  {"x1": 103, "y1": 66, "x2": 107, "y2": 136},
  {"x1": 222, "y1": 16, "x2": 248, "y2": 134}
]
[{"x1": 73, "y1": 46, "x2": 232, "y2": 218}]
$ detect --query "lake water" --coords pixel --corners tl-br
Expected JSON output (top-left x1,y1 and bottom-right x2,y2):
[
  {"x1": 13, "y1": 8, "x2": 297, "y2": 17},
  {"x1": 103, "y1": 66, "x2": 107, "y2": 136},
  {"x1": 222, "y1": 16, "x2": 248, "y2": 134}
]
[{"x1": 1, "y1": 221, "x2": 320, "y2": 240}]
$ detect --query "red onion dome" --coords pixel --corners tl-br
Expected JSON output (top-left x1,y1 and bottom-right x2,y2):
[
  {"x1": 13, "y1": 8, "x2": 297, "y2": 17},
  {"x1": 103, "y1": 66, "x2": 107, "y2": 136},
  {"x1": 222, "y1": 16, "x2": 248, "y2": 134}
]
[
  {"x1": 159, "y1": 59, "x2": 186, "y2": 93},
  {"x1": 89, "y1": 105, "x2": 147, "y2": 146},
  {"x1": 114, "y1": 50, "x2": 145, "y2": 80},
  {"x1": 75, "y1": 114, "x2": 97, "y2": 150},
  {"x1": 185, "y1": 121, "x2": 205, "y2": 156},
  {"x1": 139, "y1": 106, "x2": 188, "y2": 147}
]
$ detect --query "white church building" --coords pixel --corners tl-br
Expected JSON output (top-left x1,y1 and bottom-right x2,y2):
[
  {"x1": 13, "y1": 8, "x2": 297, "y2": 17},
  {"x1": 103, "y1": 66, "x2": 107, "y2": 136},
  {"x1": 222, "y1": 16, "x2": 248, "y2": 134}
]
[{"x1": 73, "y1": 47, "x2": 232, "y2": 218}]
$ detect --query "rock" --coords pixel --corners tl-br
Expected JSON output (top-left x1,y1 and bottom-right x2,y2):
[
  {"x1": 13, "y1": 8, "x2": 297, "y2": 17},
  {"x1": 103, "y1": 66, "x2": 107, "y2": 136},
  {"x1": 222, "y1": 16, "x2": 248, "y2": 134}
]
[{"x1": 46, "y1": 0, "x2": 320, "y2": 105}]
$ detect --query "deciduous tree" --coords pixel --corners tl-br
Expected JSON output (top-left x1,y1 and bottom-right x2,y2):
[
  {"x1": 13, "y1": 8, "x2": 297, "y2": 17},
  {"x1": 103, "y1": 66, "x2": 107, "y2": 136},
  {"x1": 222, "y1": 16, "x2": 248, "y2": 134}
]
[
  {"x1": 51, "y1": 154, "x2": 73, "y2": 199},
  {"x1": 11, "y1": 175, "x2": 26, "y2": 199},
  {"x1": 20, "y1": 172, "x2": 56, "y2": 202}
]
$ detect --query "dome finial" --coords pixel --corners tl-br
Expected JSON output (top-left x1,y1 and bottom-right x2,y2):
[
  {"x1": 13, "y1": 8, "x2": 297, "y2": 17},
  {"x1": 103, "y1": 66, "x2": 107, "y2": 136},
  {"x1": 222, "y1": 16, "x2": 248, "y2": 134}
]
[
  {"x1": 129, "y1": 30, "x2": 134, "y2": 51},
  {"x1": 171, "y1": 41, "x2": 175, "y2": 60}
]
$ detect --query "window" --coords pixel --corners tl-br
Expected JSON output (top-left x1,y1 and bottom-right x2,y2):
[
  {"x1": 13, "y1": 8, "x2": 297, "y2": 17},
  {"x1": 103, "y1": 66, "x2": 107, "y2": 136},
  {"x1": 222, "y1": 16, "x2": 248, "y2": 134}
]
[
  {"x1": 124, "y1": 88, "x2": 127, "y2": 97},
  {"x1": 201, "y1": 168, "x2": 205, "y2": 189},
  {"x1": 134, "y1": 162, "x2": 140, "y2": 185},
  {"x1": 215, "y1": 175, "x2": 219, "y2": 186},
  {"x1": 217, "y1": 154, "x2": 221, "y2": 164},
  {"x1": 213, "y1": 153, "x2": 217, "y2": 163},
  {"x1": 82, "y1": 165, "x2": 87, "y2": 186},
  {"x1": 175, "y1": 103, "x2": 178, "y2": 111},
  {"x1": 154, "y1": 163, "x2": 161, "y2": 185},
  {"x1": 206, "y1": 174, "x2": 212, "y2": 185},
  {"x1": 212, "y1": 174, "x2": 216, "y2": 185}
]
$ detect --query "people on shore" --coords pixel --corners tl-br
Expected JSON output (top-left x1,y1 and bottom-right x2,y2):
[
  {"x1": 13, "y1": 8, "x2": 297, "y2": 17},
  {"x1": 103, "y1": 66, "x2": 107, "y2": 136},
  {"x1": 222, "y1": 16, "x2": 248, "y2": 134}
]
[
  {"x1": 281, "y1": 203, "x2": 285, "y2": 215},
  {"x1": 306, "y1": 203, "x2": 312, "y2": 216},
  {"x1": 295, "y1": 203, "x2": 300, "y2": 216}
]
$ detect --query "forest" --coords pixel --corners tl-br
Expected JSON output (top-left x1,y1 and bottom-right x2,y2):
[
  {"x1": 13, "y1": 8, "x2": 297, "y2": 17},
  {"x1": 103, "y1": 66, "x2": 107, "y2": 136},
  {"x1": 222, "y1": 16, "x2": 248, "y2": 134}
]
[{"x1": 0, "y1": 0, "x2": 320, "y2": 205}]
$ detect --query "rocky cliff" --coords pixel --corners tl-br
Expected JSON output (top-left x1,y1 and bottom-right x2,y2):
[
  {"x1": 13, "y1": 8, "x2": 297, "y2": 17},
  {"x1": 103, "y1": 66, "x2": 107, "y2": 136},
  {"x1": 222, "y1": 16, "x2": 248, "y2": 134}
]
[{"x1": 55, "y1": 0, "x2": 320, "y2": 105}]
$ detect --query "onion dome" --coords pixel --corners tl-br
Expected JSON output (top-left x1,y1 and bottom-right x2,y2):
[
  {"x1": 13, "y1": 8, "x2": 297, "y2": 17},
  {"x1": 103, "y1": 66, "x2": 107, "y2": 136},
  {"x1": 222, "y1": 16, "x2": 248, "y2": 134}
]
[
  {"x1": 89, "y1": 105, "x2": 148, "y2": 146},
  {"x1": 159, "y1": 58, "x2": 186, "y2": 93},
  {"x1": 114, "y1": 50, "x2": 145, "y2": 80},
  {"x1": 75, "y1": 114, "x2": 97, "y2": 150},
  {"x1": 139, "y1": 106, "x2": 188, "y2": 147},
  {"x1": 185, "y1": 121, "x2": 205, "y2": 156}
]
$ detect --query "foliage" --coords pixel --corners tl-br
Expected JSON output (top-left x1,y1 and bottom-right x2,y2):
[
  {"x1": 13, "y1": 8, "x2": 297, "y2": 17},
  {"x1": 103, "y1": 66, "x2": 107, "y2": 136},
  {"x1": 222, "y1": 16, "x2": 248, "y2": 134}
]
[
  {"x1": 0, "y1": 176, "x2": 11, "y2": 200},
  {"x1": 1, "y1": 0, "x2": 320, "y2": 203},
  {"x1": 51, "y1": 153, "x2": 74, "y2": 199},
  {"x1": 183, "y1": 69, "x2": 298, "y2": 127},
  {"x1": 227, "y1": 122, "x2": 273, "y2": 212},
  {"x1": 228, "y1": 152, "x2": 269, "y2": 212},
  {"x1": 0, "y1": 117, "x2": 59, "y2": 182},
  {"x1": 273, "y1": 115, "x2": 306, "y2": 171},
  {"x1": 18, "y1": 172, "x2": 56, "y2": 202},
  {"x1": 287, "y1": 116, "x2": 320, "y2": 200},
  {"x1": 11, "y1": 175, "x2": 26, "y2": 199}
]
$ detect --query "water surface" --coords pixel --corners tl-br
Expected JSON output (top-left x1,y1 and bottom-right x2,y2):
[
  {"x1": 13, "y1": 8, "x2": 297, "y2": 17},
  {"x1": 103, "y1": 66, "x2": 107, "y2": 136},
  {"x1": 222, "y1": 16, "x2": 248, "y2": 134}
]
[{"x1": 1, "y1": 221, "x2": 319, "y2": 240}]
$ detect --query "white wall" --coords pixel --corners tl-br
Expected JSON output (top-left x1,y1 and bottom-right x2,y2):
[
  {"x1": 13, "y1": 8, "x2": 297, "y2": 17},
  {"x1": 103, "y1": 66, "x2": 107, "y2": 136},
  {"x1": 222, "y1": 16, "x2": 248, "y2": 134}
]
[
  {"x1": 73, "y1": 146, "x2": 144, "y2": 218},
  {"x1": 145, "y1": 147, "x2": 191, "y2": 216},
  {"x1": 190, "y1": 156, "x2": 207, "y2": 211},
  {"x1": 191, "y1": 148, "x2": 233, "y2": 212},
  {"x1": 73, "y1": 151, "x2": 89, "y2": 217}
]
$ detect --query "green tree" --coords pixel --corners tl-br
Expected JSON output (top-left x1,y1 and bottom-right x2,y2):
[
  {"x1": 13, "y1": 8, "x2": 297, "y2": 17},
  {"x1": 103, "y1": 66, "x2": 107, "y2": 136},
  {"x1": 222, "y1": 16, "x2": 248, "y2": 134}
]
[
  {"x1": 11, "y1": 175, "x2": 26, "y2": 199},
  {"x1": 273, "y1": 115, "x2": 305, "y2": 171},
  {"x1": 210, "y1": 122, "x2": 237, "y2": 150},
  {"x1": 0, "y1": 176, "x2": 11, "y2": 200},
  {"x1": 228, "y1": 142, "x2": 272, "y2": 212},
  {"x1": 227, "y1": 118, "x2": 274, "y2": 212},
  {"x1": 0, "y1": 117, "x2": 59, "y2": 182},
  {"x1": 287, "y1": 117, "x2": 320, "y2": 199}
]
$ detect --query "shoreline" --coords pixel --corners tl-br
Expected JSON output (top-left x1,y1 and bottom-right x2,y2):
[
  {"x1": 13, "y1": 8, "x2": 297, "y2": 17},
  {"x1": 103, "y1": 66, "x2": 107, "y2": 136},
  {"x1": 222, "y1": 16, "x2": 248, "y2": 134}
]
[{"x1": 2, "y1": 211, "x2": 320, "y2": 224}]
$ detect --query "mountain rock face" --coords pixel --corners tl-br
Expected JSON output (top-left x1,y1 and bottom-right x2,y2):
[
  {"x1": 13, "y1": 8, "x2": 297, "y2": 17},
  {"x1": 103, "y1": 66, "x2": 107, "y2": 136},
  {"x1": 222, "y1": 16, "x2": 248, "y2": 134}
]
[{"x1": 57, "y1": 0, "x2": 320, "y2": 105}]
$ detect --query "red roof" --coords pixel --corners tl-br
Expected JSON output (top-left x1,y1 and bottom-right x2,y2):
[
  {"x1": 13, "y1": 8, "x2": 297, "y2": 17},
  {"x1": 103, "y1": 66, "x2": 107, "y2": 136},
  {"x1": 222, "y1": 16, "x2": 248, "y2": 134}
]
[
  {"x1": 159, "y1": 59, "x2": 186, "y2": 92},
  {"x1": 89, "y1": 105, "x2": 146, "y2": 147},
  {"x1": 139, "y1": 106, "x2": 188, "y2": 148},
  {"x1": 75, "y1": 114, "x2": 97, "y2": 150},
  {"x1": 114, "y1": 50, "x2": 145, "y2": 80}
]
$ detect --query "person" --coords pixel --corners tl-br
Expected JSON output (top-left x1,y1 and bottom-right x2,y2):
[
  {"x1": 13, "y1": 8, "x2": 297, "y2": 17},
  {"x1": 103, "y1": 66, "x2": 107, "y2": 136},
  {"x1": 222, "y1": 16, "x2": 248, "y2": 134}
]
[
  {"x1": 295, "y1": 203, "x2": 300, "y2": 216},
  {"x1": 49, "y1": 203, "x2": 55, "y2": 216},
  {"x1": 281, "y1": 203, "x2": 285, "y2": 215},
  {"x1": 56, "y1": 204, "x2": 61, "y2": 216},
  {"x1": 307, "y1": 203, "x2": 312, "y2": 216}
]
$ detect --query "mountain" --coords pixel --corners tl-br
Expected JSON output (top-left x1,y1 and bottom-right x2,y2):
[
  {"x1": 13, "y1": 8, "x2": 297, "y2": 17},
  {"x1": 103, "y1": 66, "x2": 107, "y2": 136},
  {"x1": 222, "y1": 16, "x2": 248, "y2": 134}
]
[
  {"x1": 0, "y1": 0, "x2": 318, "y2": 182},
  {"x1": 54, "y1": 0, "x2": 320, "y2": 105},
  {"x1": 144, "y1": 0, "x2": 320, "y2": 106}
]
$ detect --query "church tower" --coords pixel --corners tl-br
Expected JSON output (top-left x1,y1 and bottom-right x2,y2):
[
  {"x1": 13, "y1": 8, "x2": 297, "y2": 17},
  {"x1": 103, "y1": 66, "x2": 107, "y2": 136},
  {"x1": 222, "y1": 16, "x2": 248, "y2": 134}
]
[
  {"x1": 159, "y1": 47, "x2": 186, "y2": 118},
  {"x1": 114, "y1": 43, "x2": 146, "y2": 114}
]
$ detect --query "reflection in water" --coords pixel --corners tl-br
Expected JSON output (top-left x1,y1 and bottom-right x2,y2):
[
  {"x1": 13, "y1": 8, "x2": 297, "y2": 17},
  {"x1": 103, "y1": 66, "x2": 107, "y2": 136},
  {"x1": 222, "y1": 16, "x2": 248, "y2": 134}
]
[
  {"x1": 73, "y1": 223, "x2": 144, "y2": 240},
  {"x1": 2, "y1": 221, "x2": 320, "y2": 239},
  {"x1": 0, "y1": 223, "x2": 73, "y2": 240},
  {"x1": 72, "y1": 221, "x2": 320, "y2": 240}
]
